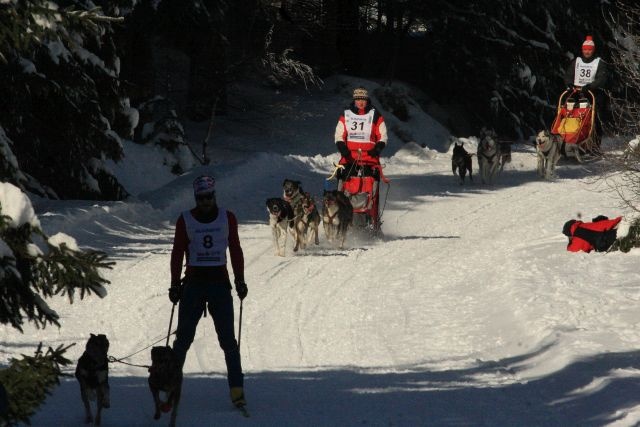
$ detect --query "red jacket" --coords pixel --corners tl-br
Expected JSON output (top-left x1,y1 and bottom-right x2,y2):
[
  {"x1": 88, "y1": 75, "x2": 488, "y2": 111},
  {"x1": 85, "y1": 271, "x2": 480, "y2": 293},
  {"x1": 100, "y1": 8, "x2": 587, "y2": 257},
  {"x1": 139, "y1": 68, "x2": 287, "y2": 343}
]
[
  {"x1": 335, "y1": 103, "x2": 387, "y2": 164},
  {"x1": 170, "y1": 207, "x2": 244, "y2": 286},
  {"x1": 566, "y1": 216, "x2": 621, "y2": 252}
]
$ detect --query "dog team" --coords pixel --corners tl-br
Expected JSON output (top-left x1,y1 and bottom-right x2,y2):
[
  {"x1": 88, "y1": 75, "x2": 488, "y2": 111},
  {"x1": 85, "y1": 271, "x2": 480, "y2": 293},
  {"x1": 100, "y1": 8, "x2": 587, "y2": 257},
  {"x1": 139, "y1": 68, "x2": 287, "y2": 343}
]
[
  {"x1": 452, "y1": 128, "x2": 570, "y2": 185},
  {"x1": 266, "y1": 178, "x2": 353, "y2": 256}
]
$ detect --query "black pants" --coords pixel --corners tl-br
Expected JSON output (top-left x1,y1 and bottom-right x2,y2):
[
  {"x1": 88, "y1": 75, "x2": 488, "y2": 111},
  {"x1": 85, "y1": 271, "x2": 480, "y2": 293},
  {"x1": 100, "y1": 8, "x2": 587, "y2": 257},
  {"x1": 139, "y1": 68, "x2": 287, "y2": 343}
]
[{"x1": 173, "y1": 279, "x2": 243, "y2": 388}]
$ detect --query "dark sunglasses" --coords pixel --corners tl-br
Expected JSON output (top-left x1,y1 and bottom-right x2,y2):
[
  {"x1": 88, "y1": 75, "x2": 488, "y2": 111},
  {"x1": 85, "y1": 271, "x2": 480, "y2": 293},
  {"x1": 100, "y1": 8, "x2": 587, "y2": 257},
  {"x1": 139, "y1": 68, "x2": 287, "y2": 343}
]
[{"x1": 196, "y1": 193, "x2": 215, "y2": 201}]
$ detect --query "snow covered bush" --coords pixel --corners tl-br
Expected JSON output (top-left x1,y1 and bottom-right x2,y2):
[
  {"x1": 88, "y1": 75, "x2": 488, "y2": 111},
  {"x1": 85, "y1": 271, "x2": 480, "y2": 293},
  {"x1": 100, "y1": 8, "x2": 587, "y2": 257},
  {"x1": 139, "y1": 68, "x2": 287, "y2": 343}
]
[{"x1": 609, "y1": 218, "x2": 640, "y2": 252}]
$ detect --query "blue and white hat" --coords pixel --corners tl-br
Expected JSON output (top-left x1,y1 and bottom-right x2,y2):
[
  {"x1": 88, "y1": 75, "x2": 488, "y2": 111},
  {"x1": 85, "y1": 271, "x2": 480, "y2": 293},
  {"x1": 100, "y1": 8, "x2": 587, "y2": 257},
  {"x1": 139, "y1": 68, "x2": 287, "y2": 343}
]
[{"x1": 193, "y1": 175, "x2": 215, "y2": 195}]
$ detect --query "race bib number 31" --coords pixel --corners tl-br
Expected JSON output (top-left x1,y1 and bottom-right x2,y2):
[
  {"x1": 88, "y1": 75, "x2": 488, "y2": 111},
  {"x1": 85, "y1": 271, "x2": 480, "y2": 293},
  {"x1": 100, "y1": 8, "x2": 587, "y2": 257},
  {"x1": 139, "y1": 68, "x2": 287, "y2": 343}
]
[{"x1": 345, "y1": 109, "x2": 374, "y2": 142}]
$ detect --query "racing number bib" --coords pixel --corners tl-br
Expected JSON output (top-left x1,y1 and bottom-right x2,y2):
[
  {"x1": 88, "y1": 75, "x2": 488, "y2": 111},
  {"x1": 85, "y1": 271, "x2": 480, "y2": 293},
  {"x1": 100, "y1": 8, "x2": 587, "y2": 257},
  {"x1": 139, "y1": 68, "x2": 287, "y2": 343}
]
[
  {"x1": 574, "y1": 57, "x2": 600, "y2": 87},
  {"x1": 345, "y1": 109, "x2": 375, "y2": 143},
  {"x1": 183, "y1": 209, "x2": 228, "y2": 266}
]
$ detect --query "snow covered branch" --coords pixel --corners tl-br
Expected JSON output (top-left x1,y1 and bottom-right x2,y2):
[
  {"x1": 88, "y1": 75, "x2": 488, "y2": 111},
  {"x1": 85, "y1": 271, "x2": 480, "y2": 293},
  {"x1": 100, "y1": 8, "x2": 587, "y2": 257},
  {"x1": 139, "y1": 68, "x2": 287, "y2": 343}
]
[{"x1": 260, "y1": 26, "x2": 323, "y2": 90}]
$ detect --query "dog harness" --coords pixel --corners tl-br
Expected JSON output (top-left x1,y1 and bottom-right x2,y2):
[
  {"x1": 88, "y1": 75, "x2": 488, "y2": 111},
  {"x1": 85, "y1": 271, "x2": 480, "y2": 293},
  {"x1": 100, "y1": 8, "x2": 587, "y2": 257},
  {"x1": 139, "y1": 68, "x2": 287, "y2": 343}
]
[
  {"x1": 183, "y1": 208, "x2": 228, "y2": 266},
  {"x1": 537, "y1": 138, "x2": 555, "y2": 157},
  {"x1": 323, "y1": 199, "x2": 339, "y2": 225}
]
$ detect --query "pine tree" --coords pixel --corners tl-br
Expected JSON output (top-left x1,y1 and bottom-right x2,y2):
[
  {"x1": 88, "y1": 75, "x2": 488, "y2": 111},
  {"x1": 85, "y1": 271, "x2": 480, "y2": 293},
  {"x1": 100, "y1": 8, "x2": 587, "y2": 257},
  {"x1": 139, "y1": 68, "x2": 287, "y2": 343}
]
[
  {"x1": 0, "y1": 0, "x2": 133, "y2": 199},
  {"x1": 0, "y1": 182, "x2": 113, "y2": 424}
]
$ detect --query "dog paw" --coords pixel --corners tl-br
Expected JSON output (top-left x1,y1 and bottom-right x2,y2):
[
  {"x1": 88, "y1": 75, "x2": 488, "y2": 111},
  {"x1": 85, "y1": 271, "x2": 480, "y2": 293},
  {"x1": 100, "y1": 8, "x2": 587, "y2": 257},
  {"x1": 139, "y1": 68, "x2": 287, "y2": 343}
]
[
  {"x1": 277, "y1": 250, "x2": 285, "y2": 257},
  {"x1": 84, "y1": 415, "x2": 93, "y2": 424}
]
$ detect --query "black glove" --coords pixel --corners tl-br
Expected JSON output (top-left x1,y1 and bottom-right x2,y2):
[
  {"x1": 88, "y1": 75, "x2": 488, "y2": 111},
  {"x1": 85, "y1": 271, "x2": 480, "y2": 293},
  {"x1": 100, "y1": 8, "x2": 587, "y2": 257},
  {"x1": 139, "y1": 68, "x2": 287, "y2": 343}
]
[
  {"x1": 235, "y1": 279, "x2": 248, "y2": 300},
  {"x1": 336, "y1": 141, "x2": 352, "y2": 161},
  {"x1": 168, "y1": 283, "x2": 182, "y2": 304},
  {"x1": 367, "y1": 141, "x2": 386, "y2": 157}
]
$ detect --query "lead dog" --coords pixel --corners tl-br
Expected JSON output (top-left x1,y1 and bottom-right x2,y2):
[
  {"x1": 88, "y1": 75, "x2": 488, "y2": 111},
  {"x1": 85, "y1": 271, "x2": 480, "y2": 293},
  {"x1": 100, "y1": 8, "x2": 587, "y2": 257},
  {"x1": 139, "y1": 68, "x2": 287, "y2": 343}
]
[
  {"x1": 76, "y1": 333, "x2": 110, "y2": 425},
  {"x1": 282, "y1": 179, "x2": 303, "y2": 209},
  {"x1": 451, "y1": 142, "x2": 473, "y2": 185},
  {"x1": 266, "y1": 197, "x2": 295, "y2": 256},
  {"x1": 535, "y1": 130, "x2": 562, "y2": 180},
  {"x1": 148, "y1": 346, "x2": 182, "y2": 427},
  {"x1": 478, "y1": 134, "x2": 501, "y2": 184},
  {"x1": 294, "y1": 192, "x2": 321, "y2": 251},
  {"x1": 322, "y1": 190, "x2": 353, "y2": 249}
]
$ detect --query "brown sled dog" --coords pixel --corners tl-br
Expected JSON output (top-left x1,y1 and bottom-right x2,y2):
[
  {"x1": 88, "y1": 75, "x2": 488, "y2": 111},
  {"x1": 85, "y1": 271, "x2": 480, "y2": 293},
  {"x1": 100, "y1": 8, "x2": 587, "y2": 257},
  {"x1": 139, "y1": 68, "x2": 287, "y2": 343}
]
[
  {"x1": 293, "y1": 192, "x2": 321, "y2": 251},
  {"x1": 148, "y1": 346, "x2": 183, "y2": 427},
  {"x1": 322, "y1": 190, "x2": 353, "y2": 249}
]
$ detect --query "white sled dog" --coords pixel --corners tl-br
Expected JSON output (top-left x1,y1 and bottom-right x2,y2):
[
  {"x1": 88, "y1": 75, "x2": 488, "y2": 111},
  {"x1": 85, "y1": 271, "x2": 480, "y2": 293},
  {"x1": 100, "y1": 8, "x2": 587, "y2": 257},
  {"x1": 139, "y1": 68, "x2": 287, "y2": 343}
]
[
  {"x1": 477, "y1": 134, "x2": 501, "y2": 184},
  {"x1": 535, "y1": 130, "x2": 562, "y2": 180}
]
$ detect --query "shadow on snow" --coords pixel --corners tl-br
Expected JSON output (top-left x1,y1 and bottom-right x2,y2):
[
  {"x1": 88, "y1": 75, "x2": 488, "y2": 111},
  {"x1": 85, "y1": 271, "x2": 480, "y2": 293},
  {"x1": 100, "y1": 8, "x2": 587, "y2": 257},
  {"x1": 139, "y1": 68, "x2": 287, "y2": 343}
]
[{"x1": 34, "y1": 345, "x2": 640, "y2": 426}]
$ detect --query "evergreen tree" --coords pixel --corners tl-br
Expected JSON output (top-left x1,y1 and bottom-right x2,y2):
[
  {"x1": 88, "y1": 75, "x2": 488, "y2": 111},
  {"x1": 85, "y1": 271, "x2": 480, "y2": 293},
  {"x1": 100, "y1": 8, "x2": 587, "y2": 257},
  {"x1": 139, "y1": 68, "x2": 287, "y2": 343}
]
[
  {"x1": 0, "y1": 0, "x2": 133, "y2": 199},
  {"x1": 0, "y1": 182, "x2": 113, "y2": 424}
]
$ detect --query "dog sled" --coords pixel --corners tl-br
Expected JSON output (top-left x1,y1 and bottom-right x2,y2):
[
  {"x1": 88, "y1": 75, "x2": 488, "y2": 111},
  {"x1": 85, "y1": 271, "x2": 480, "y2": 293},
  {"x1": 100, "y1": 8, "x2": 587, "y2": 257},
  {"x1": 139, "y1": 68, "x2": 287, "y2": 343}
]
[
  {"x1": 550, "y1": 89, "x2": 598, "y2": 162},
  {"x1": 327, "y1": 151, "x2": 391, "y2": 236}
]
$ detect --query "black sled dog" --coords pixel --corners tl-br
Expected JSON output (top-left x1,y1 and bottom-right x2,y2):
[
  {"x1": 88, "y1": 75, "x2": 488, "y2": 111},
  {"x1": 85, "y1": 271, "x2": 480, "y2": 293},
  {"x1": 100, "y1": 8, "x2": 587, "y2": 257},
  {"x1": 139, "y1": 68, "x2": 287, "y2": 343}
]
[
  {"x1": 451, "y1": 142, "x2": 473, "y2": 185},
  {"x1": 75, "y1": 333, "x2": 110, "y2": 425}
]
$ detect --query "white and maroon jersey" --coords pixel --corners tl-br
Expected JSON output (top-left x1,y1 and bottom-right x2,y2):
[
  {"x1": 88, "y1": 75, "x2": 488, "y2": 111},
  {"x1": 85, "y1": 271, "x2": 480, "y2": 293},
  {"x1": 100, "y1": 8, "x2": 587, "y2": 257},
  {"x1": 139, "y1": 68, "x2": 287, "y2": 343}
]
[
  {"x1": 182, "y1": 208, "x2": 228, "y2": 266},
  {"x1": 574, "y1": 57, "x2": 601, "y2": 87}
]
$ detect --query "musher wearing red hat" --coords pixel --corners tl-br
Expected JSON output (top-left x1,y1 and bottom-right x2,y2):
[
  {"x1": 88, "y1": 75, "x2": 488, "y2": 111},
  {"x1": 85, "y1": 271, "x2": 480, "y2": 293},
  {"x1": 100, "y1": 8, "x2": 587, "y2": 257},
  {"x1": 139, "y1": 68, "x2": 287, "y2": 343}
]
[{"x1": 563, "y1": 35, "x2": 610, "y2": 149}]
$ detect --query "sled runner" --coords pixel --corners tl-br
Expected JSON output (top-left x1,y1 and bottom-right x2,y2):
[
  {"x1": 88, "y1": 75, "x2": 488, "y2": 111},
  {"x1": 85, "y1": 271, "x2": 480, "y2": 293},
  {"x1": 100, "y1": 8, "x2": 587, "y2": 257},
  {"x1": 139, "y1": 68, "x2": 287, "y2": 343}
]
[
  {"x1": 550, "y1": 89, "x2": 598, "y2": 162},
  {"x1": 328, "y1": 150, "x2": 390, "y2": 236}
]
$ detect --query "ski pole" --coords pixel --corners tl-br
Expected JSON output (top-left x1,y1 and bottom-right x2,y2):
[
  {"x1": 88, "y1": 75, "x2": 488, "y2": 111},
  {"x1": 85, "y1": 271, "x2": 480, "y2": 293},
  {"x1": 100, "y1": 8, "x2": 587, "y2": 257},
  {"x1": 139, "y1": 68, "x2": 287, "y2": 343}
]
[
  {"x1": 166, "y1": 302, "x2": 176, "y2": 347},
  {"x1": 237, "y1": 299, "x2": 244, "y2": 350}
]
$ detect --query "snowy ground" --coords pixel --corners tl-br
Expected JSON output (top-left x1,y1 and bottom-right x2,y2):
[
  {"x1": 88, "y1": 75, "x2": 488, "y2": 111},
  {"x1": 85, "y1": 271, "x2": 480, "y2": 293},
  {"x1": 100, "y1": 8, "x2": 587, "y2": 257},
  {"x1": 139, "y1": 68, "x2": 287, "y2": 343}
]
[{"x1": 4, "y1": 77, "x2": 640, "y2": 426}]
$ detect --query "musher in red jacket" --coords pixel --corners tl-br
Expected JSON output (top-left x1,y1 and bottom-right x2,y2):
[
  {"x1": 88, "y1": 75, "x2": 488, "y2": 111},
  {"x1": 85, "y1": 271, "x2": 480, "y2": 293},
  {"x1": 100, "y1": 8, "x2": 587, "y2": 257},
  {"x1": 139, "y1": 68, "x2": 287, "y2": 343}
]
[
  {"x1": 334, "y1": 87, "x2": 388, "y2": 167},
  {"x1": 562, "y1": 215, "x2": 621, "y2": 253}
]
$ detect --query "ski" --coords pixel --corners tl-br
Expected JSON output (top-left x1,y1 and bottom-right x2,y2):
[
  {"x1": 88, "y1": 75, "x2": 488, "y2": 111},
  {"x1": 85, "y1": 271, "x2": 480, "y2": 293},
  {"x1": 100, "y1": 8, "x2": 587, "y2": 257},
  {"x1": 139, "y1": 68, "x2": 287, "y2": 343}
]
[{"x1": 236, "y1": 404, "x2": 250, "y2": 418}]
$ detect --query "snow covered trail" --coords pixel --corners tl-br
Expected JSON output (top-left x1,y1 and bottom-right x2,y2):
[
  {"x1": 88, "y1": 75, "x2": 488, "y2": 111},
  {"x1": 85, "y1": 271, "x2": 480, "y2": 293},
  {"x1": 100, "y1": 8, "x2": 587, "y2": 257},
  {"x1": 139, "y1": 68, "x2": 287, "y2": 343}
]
[{"x1": 9, "y1": 144, "x2": 640, "y2": 426}]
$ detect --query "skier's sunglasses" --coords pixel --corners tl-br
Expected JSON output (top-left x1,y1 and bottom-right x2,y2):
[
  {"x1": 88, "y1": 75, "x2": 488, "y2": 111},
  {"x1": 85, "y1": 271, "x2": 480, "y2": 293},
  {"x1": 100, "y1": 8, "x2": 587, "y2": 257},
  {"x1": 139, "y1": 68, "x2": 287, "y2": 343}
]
[{"x1": 196, "y1": 192, "x2": 215, "y2": 201}]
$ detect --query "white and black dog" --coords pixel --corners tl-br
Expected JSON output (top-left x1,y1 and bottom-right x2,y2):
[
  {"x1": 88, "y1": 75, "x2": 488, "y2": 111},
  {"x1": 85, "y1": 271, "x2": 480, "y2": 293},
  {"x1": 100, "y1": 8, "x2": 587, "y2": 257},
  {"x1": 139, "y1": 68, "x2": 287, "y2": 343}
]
[
  {"x1": 477, "y1": 132, "x2": 501, "y2": 184},
  {"x1": 535, "y1": 130, "x2": 562, "y2": 180},
  {"x1": 266, "y1": 197, "x2": 295, "y2": 256},
  {"x1": 76, "y1": 333, "x2": 110, "y2": 426}
]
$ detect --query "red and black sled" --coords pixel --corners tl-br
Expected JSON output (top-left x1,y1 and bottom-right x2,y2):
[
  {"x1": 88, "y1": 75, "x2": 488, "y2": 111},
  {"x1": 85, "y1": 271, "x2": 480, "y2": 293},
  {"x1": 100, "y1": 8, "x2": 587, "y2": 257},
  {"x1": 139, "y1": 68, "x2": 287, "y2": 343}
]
[{"x1": 328, "y1": 153, "x2": 391, "y2": 236}]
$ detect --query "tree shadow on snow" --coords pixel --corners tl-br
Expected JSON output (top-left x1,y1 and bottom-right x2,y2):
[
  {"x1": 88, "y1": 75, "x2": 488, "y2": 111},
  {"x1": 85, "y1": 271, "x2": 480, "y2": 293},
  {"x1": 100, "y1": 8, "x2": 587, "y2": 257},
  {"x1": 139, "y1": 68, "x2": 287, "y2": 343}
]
[{"x1": 33, "y1": 344, "x2": 640, "y2": 426}]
